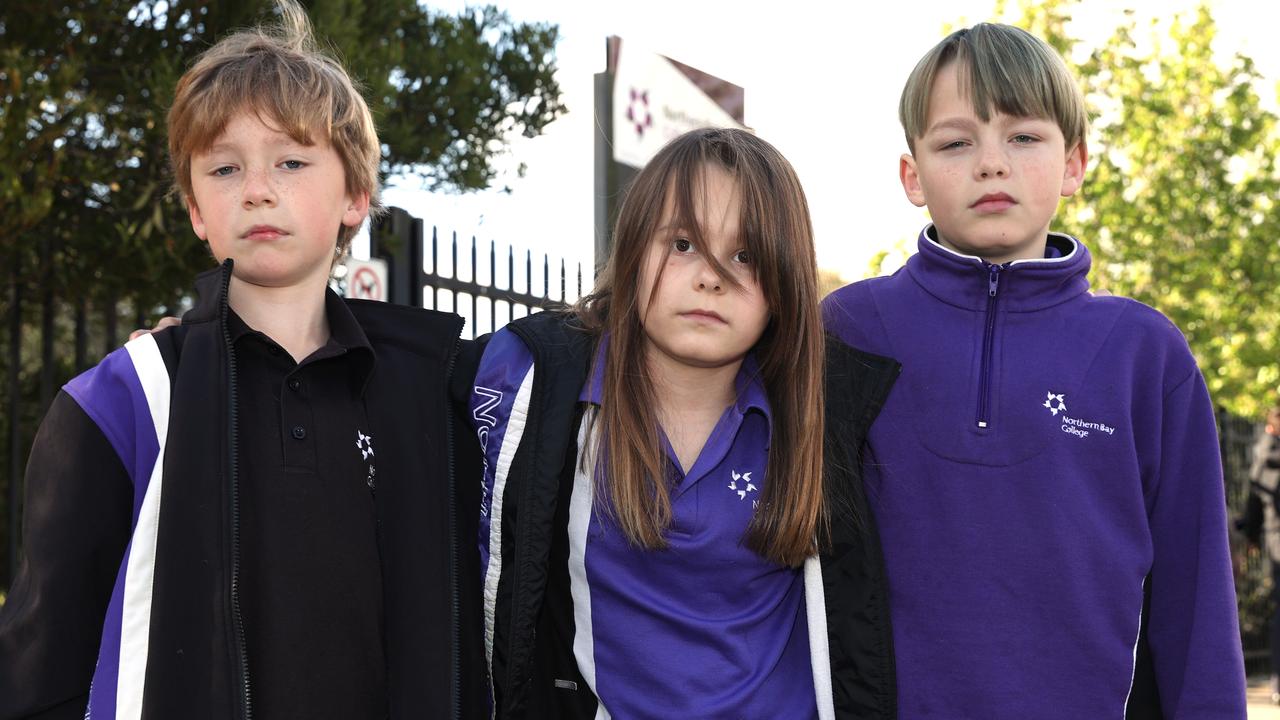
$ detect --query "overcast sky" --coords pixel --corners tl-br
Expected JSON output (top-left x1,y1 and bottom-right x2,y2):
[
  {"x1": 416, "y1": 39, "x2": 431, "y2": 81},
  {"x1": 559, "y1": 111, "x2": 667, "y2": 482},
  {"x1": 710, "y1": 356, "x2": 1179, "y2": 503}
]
[{"x1": 363, "y1": 0, "x2": 1280, "y2": 315}]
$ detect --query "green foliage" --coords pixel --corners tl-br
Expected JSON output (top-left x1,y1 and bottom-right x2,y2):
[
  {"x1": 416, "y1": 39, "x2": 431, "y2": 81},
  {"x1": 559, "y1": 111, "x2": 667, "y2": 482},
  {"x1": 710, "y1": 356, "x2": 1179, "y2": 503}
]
[
  {"x1": 375, "y1": 5, "x2": 565, "y2": 191},
  {"x1": 1006, "y1": 1, "x2": 1280, "y2": 420},
  {"x1": 863, "y1": 236, "x2": 913, "y2": 280}
]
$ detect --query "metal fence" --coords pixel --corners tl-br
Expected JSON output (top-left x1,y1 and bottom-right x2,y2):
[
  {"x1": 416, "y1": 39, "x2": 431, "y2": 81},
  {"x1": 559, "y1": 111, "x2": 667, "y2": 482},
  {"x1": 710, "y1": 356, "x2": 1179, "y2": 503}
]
[
  {"x1": 3, "y1": 289, "x2": 146, "y2": 593},
  {"x1": 1221, "y1": 410, "x2": 1270, "y2": 675},
  {"x1": 370, "y1": 206, "x2": 585, "y2": 338}
]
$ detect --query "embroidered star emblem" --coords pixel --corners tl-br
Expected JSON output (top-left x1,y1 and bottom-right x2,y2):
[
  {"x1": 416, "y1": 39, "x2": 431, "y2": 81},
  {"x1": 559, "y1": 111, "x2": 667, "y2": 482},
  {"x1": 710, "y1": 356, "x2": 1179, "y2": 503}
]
[
  {"x1": 1043, "y1": 392, "x2": 1067, "y2": 416},
  {"x1": 356, "y1": 430, "x2": 375, "y2": 460},
  {"x1": 728, "y1": 470, "x2": 757, "y2": 500}
]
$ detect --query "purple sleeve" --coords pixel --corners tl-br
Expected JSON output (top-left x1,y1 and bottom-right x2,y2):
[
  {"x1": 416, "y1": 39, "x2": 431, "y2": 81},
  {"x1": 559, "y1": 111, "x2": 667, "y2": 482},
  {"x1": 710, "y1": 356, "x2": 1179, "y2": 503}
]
[{"x1": 1145, "y1": 367, "x2": 1247, "y2": 715}]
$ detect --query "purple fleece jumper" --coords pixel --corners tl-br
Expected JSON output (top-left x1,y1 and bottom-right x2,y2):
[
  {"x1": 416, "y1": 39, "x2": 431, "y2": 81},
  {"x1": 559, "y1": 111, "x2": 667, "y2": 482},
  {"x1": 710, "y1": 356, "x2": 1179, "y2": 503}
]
[{"x1": 822, "y1": 227, "x2": 1245, "y2": 719}]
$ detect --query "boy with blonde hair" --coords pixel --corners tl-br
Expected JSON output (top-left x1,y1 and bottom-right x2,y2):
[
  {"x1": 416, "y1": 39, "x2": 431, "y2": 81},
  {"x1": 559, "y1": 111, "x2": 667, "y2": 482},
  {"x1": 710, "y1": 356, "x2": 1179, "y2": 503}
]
[
  {"x1": 824, "y1": 23, "x2": 1246, "y2": 717},
  {"x1": 0, "y1": 3, "x2": 484, "y2": 717}
]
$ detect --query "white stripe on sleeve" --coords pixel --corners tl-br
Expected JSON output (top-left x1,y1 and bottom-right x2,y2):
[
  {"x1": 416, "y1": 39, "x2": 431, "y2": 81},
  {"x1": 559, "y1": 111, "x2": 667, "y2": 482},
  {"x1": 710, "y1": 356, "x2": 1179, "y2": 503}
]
[
  {"x1": 116, "y1": 333, "x2": 171, "y2": 720},
  {"x1": 804, "y1": 555, "x2": 835, "y2": 720},
  {"x1": 482, "y1": 363, "x2": 535, "y2": 713},
  {"x1": 568, "y1": 408, "x2": 610, "y2": 720}
]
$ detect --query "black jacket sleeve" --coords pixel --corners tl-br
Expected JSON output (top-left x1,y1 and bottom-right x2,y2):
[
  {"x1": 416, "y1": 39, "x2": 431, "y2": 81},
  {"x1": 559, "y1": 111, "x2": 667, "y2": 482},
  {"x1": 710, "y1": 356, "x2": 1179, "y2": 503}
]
[{"x1": 0, "y1": 391, "x2": 133, "y2": 720}]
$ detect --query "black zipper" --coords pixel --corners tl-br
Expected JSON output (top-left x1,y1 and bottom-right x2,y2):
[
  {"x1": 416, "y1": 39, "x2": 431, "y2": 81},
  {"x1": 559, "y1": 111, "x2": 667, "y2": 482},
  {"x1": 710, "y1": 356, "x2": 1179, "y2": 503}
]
[
  {"x1": 219, "y1": 262, "x2": 253, "y2": 720},
  {"x1": 976, "y1": 263, "x2": 1003, "y2": 429},
  {"x1": 445, "y1": 333, "x2": 463, "y2": 720}
]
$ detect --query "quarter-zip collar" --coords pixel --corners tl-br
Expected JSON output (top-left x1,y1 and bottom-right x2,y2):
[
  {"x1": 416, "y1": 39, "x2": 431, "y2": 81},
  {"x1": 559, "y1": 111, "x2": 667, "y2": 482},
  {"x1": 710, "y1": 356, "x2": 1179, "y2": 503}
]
[{"x1": 906, "y1": 224, "x2": 1092, "y2": 312}]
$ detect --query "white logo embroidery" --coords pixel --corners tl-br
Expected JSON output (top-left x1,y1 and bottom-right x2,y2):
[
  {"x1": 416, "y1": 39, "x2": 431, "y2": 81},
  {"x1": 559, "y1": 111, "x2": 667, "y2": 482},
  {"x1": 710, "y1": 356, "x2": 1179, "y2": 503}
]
[
  {"x1": 1040, "y1": 392, "x2": 1116, "y2": 439},
  {"x1": 472, "y1": 386, "x2": 504, "y2": 518},
  {"x1": 728, "y1": 470, "x2": 757, "y2": 500},
  {"x1": 1042, "y1": 392, "x2": 1067, "y2": 416},
  {"x1": 356, "y1": 430, "x2": 375, "y2": 460},
  {"x1": 356, "y1": 430, "x2": 377, "y2": 490}
]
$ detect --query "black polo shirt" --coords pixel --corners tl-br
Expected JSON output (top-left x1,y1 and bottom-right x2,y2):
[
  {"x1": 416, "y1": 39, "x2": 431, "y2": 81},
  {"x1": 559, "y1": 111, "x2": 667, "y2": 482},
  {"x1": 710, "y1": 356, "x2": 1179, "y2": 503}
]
[{"x1": 230, "y1": 290, "x2": 387, "y2": 719}]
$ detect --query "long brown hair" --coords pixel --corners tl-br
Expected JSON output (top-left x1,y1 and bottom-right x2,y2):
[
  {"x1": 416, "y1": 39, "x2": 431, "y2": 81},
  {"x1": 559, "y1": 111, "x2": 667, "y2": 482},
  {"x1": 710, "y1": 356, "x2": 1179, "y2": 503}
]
[{"x1": 577, "y1": 127, "x2": 825, "y2": 567}]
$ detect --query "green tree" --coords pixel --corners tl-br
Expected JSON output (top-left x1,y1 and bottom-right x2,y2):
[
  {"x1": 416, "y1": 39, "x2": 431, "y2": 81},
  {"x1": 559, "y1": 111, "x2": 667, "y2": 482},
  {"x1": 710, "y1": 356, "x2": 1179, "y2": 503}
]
[
  {"x1": 862, "y1": 236, "x2": 914, "y2": 281},
  {"x1": 1004, "y1": 0, "x2": 1280, "y2": 419}
]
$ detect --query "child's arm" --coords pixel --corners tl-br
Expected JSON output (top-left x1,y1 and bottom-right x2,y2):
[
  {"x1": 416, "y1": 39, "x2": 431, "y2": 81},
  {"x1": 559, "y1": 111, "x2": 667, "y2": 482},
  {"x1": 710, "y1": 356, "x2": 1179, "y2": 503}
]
[
  {"x1": 0, "y1": 392, "x2": 133, "y2": 719},
  {"x1": 1145, "y1": 367, "x2": 1248, "y2": 715}
]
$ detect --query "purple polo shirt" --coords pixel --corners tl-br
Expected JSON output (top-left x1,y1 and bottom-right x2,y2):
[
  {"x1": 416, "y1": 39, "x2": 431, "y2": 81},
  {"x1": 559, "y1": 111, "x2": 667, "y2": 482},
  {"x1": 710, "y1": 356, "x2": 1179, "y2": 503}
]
[{"x1": 569, "y1": 347, "x2": 817, "y2": 719}]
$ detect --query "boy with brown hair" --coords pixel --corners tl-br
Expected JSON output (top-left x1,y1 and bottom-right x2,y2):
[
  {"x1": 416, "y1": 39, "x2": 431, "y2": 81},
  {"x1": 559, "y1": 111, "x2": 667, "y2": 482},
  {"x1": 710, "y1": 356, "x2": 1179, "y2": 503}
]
[
  {"x1": 824, "y1": 23, "x2": 1246, "y2": 717},
  {"x1": 0, "y1": 3, "x2": 484, "y2": 718}
]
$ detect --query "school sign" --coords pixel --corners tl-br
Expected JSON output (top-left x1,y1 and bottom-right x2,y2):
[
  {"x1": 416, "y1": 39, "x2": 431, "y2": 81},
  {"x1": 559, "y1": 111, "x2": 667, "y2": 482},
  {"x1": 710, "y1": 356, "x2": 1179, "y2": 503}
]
[{"x1": 593, "y1": 37, "x2": 746, "y2": 266}]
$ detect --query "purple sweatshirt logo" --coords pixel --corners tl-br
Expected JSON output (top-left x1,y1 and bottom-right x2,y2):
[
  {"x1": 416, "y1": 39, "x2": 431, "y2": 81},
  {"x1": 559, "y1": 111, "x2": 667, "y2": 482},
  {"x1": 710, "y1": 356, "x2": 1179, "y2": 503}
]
[
  {"x1": 1043, "y1": 391, "x2": 1117, "y2": 439},
  {"x1": 1043, "y1": 392, "x2": 1067, "y2": 416}
]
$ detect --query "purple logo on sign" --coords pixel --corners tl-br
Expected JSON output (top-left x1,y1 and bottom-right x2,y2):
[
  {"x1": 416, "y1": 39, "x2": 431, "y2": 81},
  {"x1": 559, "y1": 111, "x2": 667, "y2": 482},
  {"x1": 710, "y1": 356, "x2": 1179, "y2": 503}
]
[{"x1": 626, "y1": 87, "x2": 653, "y2": 138}]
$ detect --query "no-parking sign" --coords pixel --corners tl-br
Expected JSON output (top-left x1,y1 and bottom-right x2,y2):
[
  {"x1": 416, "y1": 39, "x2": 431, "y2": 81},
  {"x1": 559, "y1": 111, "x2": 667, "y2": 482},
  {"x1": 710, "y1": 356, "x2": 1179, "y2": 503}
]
[{"x1": 344, "y1": 258, "x2": 388, "y2": 302}]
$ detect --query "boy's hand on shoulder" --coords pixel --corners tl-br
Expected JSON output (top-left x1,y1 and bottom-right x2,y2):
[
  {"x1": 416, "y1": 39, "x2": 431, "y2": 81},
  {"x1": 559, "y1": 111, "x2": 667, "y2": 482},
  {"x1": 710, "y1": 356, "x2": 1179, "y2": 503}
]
[{"x1": 128, "y1": 316, "x2": 181, "y2": 341}]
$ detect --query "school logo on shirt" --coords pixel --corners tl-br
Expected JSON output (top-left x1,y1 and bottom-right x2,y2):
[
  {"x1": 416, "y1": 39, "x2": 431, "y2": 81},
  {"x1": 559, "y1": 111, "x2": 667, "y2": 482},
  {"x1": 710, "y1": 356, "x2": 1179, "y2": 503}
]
[
  {"x1": 1041, "y1": 391, "x2": 1116, "y2": 440},
  {"x1": 729, "y1": 470, "x2": 757, "y2": 500},
  {"x1": 356, "y1": 430, "x2": 375, "y2": 460},
  {"x1": 356, "y1": 430, "x2": 376, "y2": 490},
  {"x1": 1042, "y1": 392, "x2": 1067, "y2": 416}
]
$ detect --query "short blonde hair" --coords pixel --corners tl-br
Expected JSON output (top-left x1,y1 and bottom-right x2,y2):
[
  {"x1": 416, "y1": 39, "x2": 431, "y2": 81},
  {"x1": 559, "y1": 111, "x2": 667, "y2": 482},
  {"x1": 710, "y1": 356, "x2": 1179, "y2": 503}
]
[
  {"x1": 167, "y1": 0, "x2": 381, "y2": 254},
  {"x1": 899, "y1": 23, "x2": 1088, "y2": 153}
]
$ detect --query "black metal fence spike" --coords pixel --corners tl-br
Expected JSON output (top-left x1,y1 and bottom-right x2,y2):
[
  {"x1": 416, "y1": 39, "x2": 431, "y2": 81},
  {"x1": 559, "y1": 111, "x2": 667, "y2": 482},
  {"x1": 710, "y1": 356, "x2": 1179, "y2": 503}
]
[{"x1": 372, "y1": 207, "x2": 580, "y2": 339}]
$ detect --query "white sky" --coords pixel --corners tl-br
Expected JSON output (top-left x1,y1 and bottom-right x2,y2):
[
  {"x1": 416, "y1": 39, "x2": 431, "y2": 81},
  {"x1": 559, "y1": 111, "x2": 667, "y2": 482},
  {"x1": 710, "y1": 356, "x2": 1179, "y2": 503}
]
[{"x1": 364, "y1": 0, "x2": 1280, "y2": 310}]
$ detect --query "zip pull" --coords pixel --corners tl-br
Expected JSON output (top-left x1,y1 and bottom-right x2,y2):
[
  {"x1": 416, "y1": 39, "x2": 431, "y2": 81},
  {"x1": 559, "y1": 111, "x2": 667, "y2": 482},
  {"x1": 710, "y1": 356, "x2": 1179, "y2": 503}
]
[{"x1": 977, "y1": 262, "x2": 1005, "y2": 430}]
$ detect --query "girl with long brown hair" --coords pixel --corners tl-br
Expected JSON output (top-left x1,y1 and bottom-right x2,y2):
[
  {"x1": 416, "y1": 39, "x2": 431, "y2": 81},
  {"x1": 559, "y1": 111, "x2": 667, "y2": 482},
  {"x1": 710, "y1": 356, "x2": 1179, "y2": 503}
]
[{"x1": 469, "y1": 127, "x2": 900, "y2": 719}]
